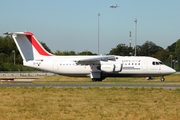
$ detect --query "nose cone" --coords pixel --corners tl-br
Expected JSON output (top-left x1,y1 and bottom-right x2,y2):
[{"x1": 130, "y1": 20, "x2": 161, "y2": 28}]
[
  {"x1": 169, "y1": 67, "x2": 176, "y2": 74},
  {"x1": 168, "y1": 67, "x2": 176, "y2": 74},
  {"x1": 161, "y1": 65, "x2": 176, "y2": 75}
]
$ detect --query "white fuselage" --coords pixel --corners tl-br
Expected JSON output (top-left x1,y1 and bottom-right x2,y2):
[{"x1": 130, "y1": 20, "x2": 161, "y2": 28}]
[{"x1": 24, "y1": 55, "x2": 175, "y2": 78}]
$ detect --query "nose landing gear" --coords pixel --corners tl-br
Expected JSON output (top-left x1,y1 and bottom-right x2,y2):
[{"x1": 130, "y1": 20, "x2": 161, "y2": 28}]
[{"x1": 161, "y1": 76, "x2": 165, "y2": 82}]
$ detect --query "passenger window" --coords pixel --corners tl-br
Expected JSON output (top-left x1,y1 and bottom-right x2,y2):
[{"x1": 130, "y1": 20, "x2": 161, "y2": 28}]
[{"x1": 152, "y1": 62, "x2": 155, "y2": 65}]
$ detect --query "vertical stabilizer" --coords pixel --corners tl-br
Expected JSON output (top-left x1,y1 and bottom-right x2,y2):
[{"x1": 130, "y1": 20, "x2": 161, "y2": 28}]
[{"x1": 4, "y1": 32, "x2": 53, "y2": 62}]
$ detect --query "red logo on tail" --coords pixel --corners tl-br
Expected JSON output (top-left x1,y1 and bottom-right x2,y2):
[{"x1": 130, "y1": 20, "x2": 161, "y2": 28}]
[{"x1": 25, "y1": 32, "x2": 52, "y2": 56}]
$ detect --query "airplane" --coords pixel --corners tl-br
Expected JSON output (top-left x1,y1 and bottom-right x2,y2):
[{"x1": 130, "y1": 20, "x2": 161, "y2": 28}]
[
  {"x1": 110, "y1": 4, "x2": 119, "y2": 8},
  {"x1": 4, "y1": 31, "x2": 176, "y2": 82}
]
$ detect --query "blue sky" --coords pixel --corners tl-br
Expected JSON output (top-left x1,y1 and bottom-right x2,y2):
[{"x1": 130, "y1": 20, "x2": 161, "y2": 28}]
[{"x1": 1, "y1": 0, "x2": 180, "y2": 54}]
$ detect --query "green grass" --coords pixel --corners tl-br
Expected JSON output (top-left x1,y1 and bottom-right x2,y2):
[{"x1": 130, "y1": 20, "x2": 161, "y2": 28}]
[
  {"x1": 1, "y1": 74, "x2": 179, "y2": 119},
  {"x1": 0, "y1": 87, "x2": 180, "y2": 119}
]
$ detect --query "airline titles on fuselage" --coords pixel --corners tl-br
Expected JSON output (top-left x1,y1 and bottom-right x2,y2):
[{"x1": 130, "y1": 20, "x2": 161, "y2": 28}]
[{"x1": 122, "y1": 60, "x2": 141, "y2": 63}]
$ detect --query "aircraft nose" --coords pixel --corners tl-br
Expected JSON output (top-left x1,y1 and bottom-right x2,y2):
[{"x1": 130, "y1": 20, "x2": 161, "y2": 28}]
[
  {"x1": 169, "y1": 67, "x2": 176, "y2": 74},
  {"x1": 162, "y1": 65, "x2": 176, "y2": 75}
]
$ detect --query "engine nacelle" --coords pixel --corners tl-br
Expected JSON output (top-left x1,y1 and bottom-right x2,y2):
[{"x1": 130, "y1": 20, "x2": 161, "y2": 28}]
[
  {"x1": 100, "y1": 62, "x2": 122, "y2": 73},
  {"x1": 101, "y1": 64, "x2": 115, "y2": 72}
]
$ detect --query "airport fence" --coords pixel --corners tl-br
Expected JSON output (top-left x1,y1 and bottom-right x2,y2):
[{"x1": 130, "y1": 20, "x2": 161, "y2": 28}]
[{"x1": 0, "y1": 71, "x2": 55, "y2": 77}]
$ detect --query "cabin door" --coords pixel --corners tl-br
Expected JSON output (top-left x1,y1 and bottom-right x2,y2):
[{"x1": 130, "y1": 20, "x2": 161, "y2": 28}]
[
  {"x1": 142, "y1": 60, "x2": 148, "y2": 70},
  {"x1": 53, "y1": 61, "x2": 59, "y2": 71}
]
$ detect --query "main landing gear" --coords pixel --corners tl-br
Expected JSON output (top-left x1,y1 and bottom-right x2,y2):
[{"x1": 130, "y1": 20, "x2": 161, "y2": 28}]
[{"x1": 92, "y1": 78, "x2": 103, "y2": 82}]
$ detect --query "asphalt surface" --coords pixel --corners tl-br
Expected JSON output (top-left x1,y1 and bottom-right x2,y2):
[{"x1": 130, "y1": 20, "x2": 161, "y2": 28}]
[
  {"x1": 0, "y1": 82, "x2": 180, "y2": 90},
  {"x1": 0, "y1": 72, "x2": 180, "y2": 90}
]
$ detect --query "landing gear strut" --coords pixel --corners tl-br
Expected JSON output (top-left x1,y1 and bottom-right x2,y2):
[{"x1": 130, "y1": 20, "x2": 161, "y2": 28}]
[{"x1": 161, "y1": 76, "x2": 165, "y2": 82}]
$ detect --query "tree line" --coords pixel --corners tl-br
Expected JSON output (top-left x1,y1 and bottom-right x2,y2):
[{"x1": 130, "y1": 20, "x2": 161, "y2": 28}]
[
  {"x1": 0, "y1": 35, "x2": 179, "y2": 71},
  {"x1": 108, "y1": 41, "x2": 179, "y2": 70}
]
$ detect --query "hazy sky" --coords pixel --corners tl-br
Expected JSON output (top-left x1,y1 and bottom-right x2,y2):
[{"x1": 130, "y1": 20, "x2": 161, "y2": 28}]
[{"x1": 1, "y1": 0, "x2": 180, "y2": 54}]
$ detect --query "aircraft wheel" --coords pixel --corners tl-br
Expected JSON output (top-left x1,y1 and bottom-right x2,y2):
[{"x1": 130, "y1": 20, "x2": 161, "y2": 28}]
[
  {"x1": 92, "y1": 78, "x2": 102, "y2": 82},
  {"x1": 146, "y1": 77, "x2": 153, "y2": 80},
  {"x1": 161, "y1": 77, "x2": 165, "y2": 82},
  {"x1": 92, "y1": 78, "x2": 96, "y2": 82}
]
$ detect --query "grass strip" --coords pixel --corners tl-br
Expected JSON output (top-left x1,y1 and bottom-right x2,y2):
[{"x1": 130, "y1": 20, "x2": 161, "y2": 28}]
[{"x1": 0, "y1": 87, "x2": 180, "y2": 120}]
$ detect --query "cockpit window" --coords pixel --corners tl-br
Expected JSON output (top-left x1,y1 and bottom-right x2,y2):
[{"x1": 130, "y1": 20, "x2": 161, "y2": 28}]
[
  {"x1": 156, "y1": 62, "x2": 159, "y2": 65},
  {"x1": 152, "y1": 61, "x2": 164, "y2": 65}
]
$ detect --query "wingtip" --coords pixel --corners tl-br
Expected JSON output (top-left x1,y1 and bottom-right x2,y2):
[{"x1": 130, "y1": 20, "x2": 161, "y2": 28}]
[{"x1": 3, "y1": 32, "x2": 10, "y2": 35}]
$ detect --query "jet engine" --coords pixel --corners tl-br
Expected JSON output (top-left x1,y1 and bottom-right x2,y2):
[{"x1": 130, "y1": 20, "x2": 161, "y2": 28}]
[{"x1": 100, "y1": 62, "x2": 123, "y2": 73}]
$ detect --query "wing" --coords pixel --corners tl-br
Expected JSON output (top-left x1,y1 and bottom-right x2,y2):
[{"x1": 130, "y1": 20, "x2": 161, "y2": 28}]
[{"x1": 74, "y1": 55, "x2": 116, "y2": 65}]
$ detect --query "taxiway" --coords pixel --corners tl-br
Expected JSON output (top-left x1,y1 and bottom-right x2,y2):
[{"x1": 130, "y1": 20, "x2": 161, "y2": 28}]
[{"x1": 0, "y1": 82, "x2": 180, "y2": 90}]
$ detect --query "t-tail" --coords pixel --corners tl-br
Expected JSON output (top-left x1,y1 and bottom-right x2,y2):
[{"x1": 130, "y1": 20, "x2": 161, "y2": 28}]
[{"x1": 4, "y1": 32, "x2": 53, "y2": 63}]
